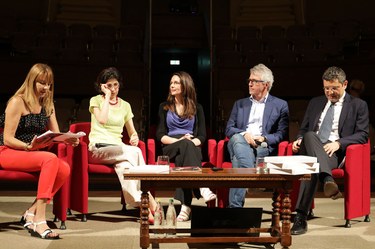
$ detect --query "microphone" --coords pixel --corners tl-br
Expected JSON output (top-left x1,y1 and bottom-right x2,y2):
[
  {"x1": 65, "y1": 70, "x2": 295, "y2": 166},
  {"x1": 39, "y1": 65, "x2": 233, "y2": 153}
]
[{"x1": 255, "y1": 140, "x2": 268, "y2": 148}]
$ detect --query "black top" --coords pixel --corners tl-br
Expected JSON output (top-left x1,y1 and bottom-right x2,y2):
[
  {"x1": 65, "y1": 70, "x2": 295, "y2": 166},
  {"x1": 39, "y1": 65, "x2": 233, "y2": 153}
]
[
  {"x1": 0, "y1": 109, "x2": 49, "y2": 145},
  {"x1": 156, "y1": 102, "x2": 206, "y2": 145}
]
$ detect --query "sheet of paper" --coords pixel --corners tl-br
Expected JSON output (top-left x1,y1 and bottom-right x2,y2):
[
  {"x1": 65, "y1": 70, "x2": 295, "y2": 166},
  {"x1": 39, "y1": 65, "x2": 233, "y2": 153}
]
[{"x1": 126, "y1": 165, "x2": 170, "y2": 174}]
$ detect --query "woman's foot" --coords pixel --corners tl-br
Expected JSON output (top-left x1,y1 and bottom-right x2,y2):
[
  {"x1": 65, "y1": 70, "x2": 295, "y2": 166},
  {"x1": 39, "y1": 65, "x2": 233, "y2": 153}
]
[
  {"x1": 20, "y1": 210, "x2": 35, "y2": 231},
  {"x1": 200, "y1": 188, "x2": 217, "y2": 203},
  {"x1": 30, "y1": 221, "x2": 60, "y2": 240},
  {"x1": 148, "y1": 210, "x2": 154, "y2": 225},
  {"x1": 177, "y1": 205, "x2": 191, "y2": 222}
]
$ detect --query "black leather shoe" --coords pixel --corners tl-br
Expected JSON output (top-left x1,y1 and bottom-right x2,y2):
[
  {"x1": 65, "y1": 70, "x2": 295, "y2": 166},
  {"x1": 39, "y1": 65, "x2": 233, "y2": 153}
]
[
  {"x1": 291, "y1": 215, "x2": 308, "y2": 235},
  {"x1": 324, "y1": 181, "x2": 342, "y2": 200}
]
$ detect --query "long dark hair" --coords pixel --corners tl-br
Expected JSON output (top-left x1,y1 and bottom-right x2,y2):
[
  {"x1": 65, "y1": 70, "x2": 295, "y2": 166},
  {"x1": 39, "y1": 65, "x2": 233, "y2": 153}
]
[{"x1": 164, "y1": 71, "x2": 197, "y2": 119}]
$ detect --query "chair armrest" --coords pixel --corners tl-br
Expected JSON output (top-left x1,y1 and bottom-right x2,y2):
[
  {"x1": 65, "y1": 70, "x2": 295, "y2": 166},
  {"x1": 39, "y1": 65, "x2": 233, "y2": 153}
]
[
  {"x1": 147, "y1": 138, "x2": 156, "y2": 164},
  {"x1": 207, "y1": 139, "x2": 217, "y2": 165},
  {"x1": 68, "y1": 140, "x2": 89, "y2": 181},
  {"x1": 138, "y1": 140, "x2": 146, "y2": 162},
  {"x1": 277, "y1": 141, "x2": 289, "y2": 156},
  {"x1": 344, "y1": 142, "x2": 370, "y2": 180},
  {"x1": 216, "y1": 139, "x2": 226, "y2": 167}
]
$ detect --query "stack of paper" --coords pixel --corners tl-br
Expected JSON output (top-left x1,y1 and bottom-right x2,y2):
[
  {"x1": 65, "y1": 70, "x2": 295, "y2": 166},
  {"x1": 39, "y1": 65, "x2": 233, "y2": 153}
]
[
  {"x1": 126, "y1": 165, "x2": 170, "y2": 174},
  {"x1": 264, "y1": 156, "x2": 319, "y2": 175}
]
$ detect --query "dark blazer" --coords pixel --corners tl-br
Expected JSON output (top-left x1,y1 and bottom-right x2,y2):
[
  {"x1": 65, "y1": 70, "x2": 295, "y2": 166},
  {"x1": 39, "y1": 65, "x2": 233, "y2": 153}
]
[
  {"x1": 225, "y1": 94, "x2": 289, "y2": 155},
  {"x1": 298, "y1": 93, "x2": 369, "y2": 152},
  {"x1": 156, "y1": 102, "x2": 206, "y2": 145}
]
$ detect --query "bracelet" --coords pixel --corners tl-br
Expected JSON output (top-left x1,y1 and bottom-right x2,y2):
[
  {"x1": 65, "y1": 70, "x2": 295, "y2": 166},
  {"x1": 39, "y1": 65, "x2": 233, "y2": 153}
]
[
  {"x1": 131, "y1": 133, "x2": 138, "y2": 137},
  {"x1": 24, "y1": 142, "x2": 30, "y2": 151}
]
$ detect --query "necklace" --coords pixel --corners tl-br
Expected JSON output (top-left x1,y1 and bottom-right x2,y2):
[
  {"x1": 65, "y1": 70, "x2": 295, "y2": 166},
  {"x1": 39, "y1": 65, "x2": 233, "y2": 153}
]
[{"x1": 109, "y1": 97, "x2": 118, "y2": 105}]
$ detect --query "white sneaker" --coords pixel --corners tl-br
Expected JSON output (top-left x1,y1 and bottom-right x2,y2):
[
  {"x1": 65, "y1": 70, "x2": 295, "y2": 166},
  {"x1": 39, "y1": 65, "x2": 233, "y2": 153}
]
[{"x1": 199, "y1": 188, "x2": 217, "y2": 203}]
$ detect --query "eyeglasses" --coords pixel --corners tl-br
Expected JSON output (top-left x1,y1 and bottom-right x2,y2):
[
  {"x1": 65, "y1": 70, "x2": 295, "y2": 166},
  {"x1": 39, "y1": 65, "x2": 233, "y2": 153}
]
[
  {"x1": 248, "y1": 79, "x2": 265, "y2": 84},
  {"x1": 323, "y1": 85, "x2": 341, "y2": 92},
  {"x1": 105, "y1": 82, "x2": 119, "y2": 89}
]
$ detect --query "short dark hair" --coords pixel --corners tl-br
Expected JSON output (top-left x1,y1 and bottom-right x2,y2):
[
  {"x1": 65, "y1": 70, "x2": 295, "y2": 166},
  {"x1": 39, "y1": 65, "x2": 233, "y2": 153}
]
[
  {"x1": 322, "y1": 66, "x2": 346, "y2": 83},
  {"x1": 94, "y1": 67, "x2": 123, "y2": 93}
]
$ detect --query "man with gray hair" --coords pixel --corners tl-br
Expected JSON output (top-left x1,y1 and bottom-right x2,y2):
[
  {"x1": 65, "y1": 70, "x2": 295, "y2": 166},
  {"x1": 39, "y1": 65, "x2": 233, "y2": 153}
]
[
  {"x1": 225, "y1": 63, "x2": 289, "y2": 208},
  {"x1": 291, "y1": 66, "x2": 369, "y2": 235}
]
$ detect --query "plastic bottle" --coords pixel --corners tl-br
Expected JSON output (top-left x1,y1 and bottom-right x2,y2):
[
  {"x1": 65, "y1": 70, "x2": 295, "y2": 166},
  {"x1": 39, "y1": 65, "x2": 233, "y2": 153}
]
[
  {"x1": 153, "y1": 199, "x2": 165, "y2": 238},
  {"x1": 165, "y1": 198, "x2": 177, "y2": 237}
]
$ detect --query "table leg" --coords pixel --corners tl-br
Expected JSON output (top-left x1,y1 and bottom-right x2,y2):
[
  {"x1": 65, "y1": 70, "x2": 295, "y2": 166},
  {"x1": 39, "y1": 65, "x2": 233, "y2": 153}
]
[
  {"x1": 280, "y1": 188, "x2": 292, "y2": 248},
  {"x1": 140, "y1": 190, "x2": 150, "y2": 249},
  {"x1": 271, "y1": 190, "x2": 281, "y2": 236}
]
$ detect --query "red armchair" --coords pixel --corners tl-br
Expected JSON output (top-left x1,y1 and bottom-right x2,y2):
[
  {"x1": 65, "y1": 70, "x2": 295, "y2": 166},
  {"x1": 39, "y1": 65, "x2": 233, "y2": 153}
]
[
  {"x1": 216, "y1": 137, "x2": 289, "y2": 208},
  {"x1": 287, "y1": 141, "x2": 371, "y2": 227},
  {"x1": 67, "y1": 122, "x2": 147, "y2": 221},
  {"x1": 0, "y1": 143, "x2": 69, "y2": 229}
]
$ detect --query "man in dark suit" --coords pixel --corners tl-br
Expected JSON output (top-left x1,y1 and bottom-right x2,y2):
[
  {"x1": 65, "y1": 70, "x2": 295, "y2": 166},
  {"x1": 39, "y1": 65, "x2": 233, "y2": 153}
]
[
  {"x1": 291, "y1": 66, "x2": 369, "y2": 235},
  {"x1": 225, "y1": 63, "x2": 289, "y2": 208}
]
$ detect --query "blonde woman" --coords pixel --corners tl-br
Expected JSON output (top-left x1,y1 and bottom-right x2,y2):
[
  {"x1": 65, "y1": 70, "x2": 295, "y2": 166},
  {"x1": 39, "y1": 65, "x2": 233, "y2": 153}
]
[{"x1": 0, "y1": 63, "x2": 78, "y2": 239}]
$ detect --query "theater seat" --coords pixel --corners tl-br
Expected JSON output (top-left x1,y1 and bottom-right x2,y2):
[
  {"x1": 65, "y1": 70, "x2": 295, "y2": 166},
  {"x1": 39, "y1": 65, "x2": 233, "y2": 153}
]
[
  {"x1": 287, "y1": 140, "x2": 371, "y2": 227},
  {"x1": 0, "y1": 143, "x2": 69, "y2": 229},
  {"x1": 67, "y1": 122, "x2": 147, "y2": 222}
]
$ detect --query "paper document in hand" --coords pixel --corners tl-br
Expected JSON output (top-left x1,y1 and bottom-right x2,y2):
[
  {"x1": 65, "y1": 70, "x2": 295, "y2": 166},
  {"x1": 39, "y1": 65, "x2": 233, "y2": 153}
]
[
  {"x1": 36, "y1": 130, "x2": 86, "y2": 143},
  {"x1": 126, "y1": 165, "x2": 170, "y2": 174},
  {"x1": 264, "y1": 156, "x2": 319, "y2": 175}
]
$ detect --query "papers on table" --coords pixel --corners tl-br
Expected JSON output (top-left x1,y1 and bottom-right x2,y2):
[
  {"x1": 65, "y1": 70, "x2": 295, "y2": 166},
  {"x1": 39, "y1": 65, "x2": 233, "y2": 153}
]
[
  {"x1": 264, "y1": 156, "x2": 319, "y2": 175},
  {"x1": 126, "y1": 165, "x2": 170, "y2": 174},
  {"x1": 170, "y1": 166, "x2": 202, "y2": 173}
]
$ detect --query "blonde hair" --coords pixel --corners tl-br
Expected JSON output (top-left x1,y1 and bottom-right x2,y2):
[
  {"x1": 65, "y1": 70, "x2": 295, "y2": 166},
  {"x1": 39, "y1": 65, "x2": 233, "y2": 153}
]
[{"x1": 12, "y1": 63, "x2": 55, "y2": 116}]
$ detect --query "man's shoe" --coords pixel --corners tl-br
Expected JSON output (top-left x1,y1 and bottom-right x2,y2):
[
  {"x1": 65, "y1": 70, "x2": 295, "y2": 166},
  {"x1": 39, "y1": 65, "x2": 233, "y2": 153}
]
[
  {"x1": 324, "y1": 181, "x2": 342, "y2": 200},
  {"x1": 291, "y1": 215, "x2": 308, "y2": 235}
]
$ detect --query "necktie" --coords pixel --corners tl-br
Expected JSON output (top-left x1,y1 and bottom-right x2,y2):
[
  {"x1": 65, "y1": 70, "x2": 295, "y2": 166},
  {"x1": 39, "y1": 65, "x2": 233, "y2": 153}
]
[{"x1": 318, "y1": 103, "x2": 334, "y2": 143}]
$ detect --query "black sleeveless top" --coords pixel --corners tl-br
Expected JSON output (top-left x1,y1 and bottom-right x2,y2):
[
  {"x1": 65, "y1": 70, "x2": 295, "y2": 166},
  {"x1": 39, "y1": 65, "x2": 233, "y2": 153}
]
[{"x1": 0, "y1": 109, "x2": 49, "y2": 145}]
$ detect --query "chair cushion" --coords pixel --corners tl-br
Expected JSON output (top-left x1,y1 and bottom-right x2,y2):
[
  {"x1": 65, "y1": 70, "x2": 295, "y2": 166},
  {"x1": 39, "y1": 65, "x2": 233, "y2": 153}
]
[
  {"x1": 88, "y1": 164, "x2": 116, "y2": 174},
  {"x1": 332, "y1": 168, "x2": 345, "y2": 178},
  {"x1": 0, "y1": 170, "x2": 39, "y2": 181}
]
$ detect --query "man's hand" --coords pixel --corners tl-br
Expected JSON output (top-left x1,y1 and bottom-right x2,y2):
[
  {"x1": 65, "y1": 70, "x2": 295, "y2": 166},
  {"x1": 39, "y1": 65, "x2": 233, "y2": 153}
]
[
  {"x1": 324, "y1": 141, "x2": 340, "y2": 157},
  {"x1": 253, "y1": 135, "x2": 266, "y2": 144},
  {"x1": 243, "y1": 132, "x2": 257, "y2": 147},
  {"x1": 292, "y1": 138, "x2": 302, "y2": 153}
]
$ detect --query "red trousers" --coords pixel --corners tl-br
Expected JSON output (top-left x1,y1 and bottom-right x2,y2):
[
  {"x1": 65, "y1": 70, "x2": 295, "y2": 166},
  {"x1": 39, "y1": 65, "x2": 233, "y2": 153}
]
[{"x1": 0, "y1": 146, "x2": 70, "y2": 202}]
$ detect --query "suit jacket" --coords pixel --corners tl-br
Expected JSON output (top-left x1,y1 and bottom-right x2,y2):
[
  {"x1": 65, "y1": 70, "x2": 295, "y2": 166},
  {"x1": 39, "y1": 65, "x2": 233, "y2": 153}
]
[
  {"x1": 298, "y1": 93, "x2": 368, "y2": 152},
  {"x1": 225, "y1": 94, "x2": 289, "y2": 155}
]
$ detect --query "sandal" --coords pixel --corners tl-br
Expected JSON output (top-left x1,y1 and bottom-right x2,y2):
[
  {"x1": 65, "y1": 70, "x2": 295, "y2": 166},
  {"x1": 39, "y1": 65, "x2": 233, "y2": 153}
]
[
  {"x1": 30, "y1": 221, "x2": 60, "y2": 240},
  {"x1": 200, "y1": 188, "x2": 217, "y2": 203},
  {"x1": 20, "y1": 210, "x2": 34, "y2": 231},
  {"x1": 176, "y1": 205, "x2": 191, "y2": 222}
]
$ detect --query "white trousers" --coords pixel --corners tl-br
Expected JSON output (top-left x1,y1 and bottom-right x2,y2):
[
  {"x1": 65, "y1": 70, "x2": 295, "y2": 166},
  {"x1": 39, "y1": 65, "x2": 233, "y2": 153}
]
[{"x1": 88, "y1": 144, "x2": 145, "y2": 207}]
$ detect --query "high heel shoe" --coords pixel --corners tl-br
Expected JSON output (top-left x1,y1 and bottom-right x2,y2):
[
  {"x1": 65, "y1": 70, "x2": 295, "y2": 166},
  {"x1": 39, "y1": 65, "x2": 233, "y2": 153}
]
[
  {"x1": 30, "y1": 221, "x2": 60, "y2": 240},
  {"x1": 20, "y1": 210, "x2": 34, "y2": 231}
]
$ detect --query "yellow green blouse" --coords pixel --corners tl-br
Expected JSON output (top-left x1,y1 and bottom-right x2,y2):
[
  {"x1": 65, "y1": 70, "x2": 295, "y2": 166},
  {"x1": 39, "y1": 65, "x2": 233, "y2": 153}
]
[{"x1": 88, "y1": 95, "x2": 133, "y2": 148}]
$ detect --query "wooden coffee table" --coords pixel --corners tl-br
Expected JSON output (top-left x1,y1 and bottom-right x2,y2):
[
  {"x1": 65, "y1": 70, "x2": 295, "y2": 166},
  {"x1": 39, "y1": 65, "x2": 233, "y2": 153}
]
[{"x1": 124, "y1": 168, "x2": 310, "y2": 249}]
